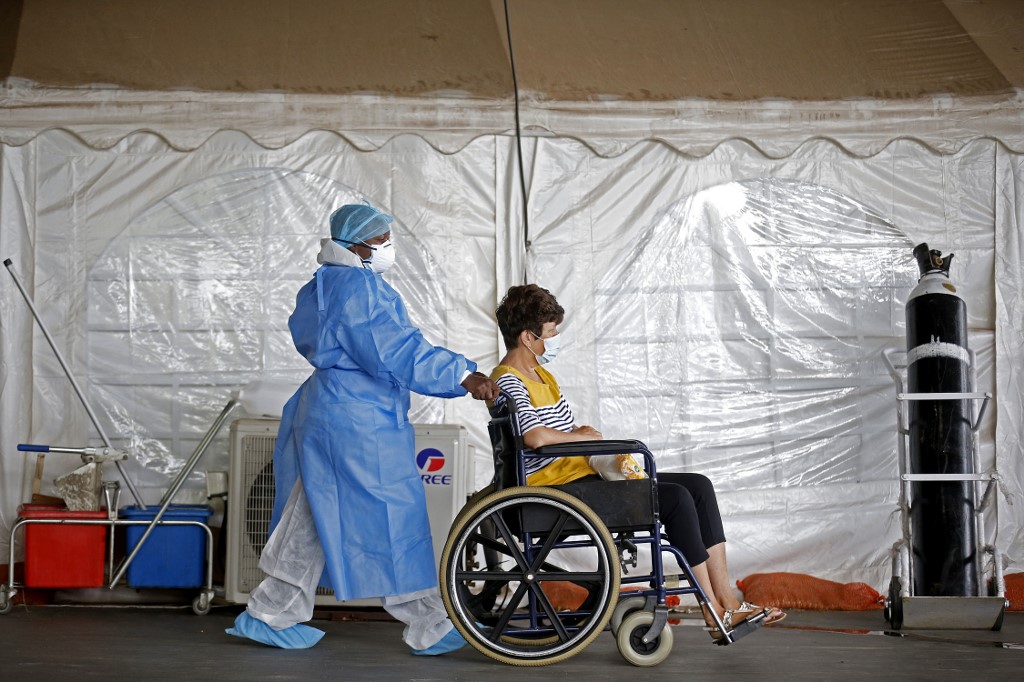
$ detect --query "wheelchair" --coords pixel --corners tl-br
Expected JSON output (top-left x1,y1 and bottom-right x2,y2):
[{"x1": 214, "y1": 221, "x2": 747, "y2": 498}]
[{"x1": 439, "y1": 390, "x2": 766, "y2": 667}]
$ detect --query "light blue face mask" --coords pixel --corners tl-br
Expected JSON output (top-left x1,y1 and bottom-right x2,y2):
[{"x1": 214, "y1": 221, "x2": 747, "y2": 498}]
[{"x1": 530, "y1": 331, "x2": 561, "y2": 365}]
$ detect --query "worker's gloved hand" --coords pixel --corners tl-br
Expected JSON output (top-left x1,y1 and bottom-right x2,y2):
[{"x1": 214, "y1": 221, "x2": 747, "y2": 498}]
[
  {"x1": 226, "y1": 611, "x2": 325, "y2": 649},
  {"x1": 461, "y1": 372, "x2": 500, "y2": 401}
]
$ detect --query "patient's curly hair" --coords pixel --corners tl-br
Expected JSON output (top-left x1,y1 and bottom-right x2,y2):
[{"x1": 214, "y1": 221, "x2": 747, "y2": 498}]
[{"x1": 496, "y1": 284, "x2": 565, "y2": 350}]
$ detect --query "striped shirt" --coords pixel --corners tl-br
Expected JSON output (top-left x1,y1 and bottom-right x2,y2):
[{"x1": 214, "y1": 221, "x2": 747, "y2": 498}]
[{"x1": 489, "y1": 364, "x2": 598, "y2": 485}]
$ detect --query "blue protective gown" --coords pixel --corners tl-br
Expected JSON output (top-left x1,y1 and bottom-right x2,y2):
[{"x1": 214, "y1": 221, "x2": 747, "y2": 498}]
[{"x1": 270, "y1": 262, "x2": 474, "y2": 601}]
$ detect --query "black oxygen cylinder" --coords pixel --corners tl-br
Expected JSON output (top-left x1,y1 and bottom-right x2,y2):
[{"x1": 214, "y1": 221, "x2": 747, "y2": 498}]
[{"x1": 905, "y1": 243, "x2": 977, "y2": 597}]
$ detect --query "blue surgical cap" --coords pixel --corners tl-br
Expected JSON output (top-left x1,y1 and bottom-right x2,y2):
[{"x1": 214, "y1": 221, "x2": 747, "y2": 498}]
[{"x1": 329, "y1": 204, "x2": 394, "y2": 245}]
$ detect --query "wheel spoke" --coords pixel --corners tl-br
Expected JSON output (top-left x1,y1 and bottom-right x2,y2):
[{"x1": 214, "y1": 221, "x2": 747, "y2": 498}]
[
  {"x1": 536, "y1": 571, "x2": 604, "y2": 582},
  {"x1": 493, "y1": 581, "x2": 529, "y2": 640},
  {"x1": 527, "y1": 580, "x2": 571, "y2": 642},
  {"x1": 527, "y1": 512, "x2": 570, "y2": 572},
  {"x1": 490, "y1": 511, "x2": 531, "y2": 572},
  {"x1": 466, "y1": 531, "x2": 518, "y2": 558},
  {"x1": 455, "y1": 569, "x2": 519, "y2": 581}
]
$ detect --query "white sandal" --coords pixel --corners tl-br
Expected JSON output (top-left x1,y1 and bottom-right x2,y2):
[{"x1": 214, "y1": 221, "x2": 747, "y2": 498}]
[
  {"x1": 738, "y1": 601, "x2": 786, "y2": 624},
  {"x1": 705, "y1": 608, "x2": 761, "y2": 641}
]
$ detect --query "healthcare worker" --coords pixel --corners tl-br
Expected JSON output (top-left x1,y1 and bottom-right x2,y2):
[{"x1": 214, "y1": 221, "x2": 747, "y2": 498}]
[{"x1": 227, "y1": 203, "x2": 499, "y2": 655}]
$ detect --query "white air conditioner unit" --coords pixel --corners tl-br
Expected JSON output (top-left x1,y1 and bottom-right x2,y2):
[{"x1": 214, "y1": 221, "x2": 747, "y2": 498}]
[{"x1": 224, "y1": 418, "x2": 474, "y2": 607}]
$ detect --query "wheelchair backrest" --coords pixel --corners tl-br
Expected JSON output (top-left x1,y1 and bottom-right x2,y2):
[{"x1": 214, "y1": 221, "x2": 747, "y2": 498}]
[{"x1": 487, "y1": 391, "x2": 526, "y2": 491}]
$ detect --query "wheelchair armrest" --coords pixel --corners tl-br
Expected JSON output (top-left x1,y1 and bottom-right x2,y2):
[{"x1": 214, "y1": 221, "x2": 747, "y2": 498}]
[{"x1": 532, "y1": 439, "x2": 649, "y2": 457}]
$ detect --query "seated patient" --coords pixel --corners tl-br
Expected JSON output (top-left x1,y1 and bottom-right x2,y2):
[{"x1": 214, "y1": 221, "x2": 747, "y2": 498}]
[{"x1": 489, "y1": 284, "x2": 785, "y2": 635}]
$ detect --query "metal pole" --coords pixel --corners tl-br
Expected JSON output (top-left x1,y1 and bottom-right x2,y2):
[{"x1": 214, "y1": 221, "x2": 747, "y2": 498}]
[
  {"x1": 157, "y1": 398, "x2": 238, "y2": 509},
  {"x1": 109, "y1": 398, "x2": 238, "y2": 588},
  {"x1": 4, "y1": 258, "x2": 145, "y2": 507}
]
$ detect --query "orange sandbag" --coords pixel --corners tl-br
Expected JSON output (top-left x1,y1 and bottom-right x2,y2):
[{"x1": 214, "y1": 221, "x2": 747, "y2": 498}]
[
  {"x1": 1004, "y1": 572, "x2": 1024, "y2": 611},
  {"x1": 540, "y1": 581, "x2": 588, "y2": 611},
  {"x1": 737, "y1": 572, "x2": 883, "y2": 610},
  {"x1": 540, "y1": 582, "x2": 650, "y2": 611}
]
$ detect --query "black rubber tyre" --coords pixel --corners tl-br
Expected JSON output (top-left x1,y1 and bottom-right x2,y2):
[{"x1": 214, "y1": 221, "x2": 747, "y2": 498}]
[{"x1": 886, "y1": 577, "x2": 903, "y2": 630}]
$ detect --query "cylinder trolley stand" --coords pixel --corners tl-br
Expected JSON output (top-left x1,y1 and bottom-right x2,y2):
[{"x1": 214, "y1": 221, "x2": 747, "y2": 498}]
[{"x1": 880, "y1": 243, "x2": 1007, "y2": 630}]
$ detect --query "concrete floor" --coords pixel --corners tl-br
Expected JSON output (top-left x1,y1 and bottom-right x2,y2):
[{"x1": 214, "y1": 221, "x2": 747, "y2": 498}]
[{"x1": 1, "y1": 604, "x2": 1021, "y2": 681}]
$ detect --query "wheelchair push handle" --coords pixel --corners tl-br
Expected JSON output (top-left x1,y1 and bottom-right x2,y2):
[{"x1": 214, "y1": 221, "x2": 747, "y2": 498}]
[
  {"x1": 17, "y1": 443, "x2": 49, "y2": 453},
  {"x1": 494, "y1": 387, "x2": 522, "y2": 413}
]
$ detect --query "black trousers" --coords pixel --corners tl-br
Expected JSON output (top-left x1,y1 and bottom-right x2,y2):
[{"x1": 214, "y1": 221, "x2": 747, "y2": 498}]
[{"x1": 656, "y1": 472, "x2": 726, "y2": 566}]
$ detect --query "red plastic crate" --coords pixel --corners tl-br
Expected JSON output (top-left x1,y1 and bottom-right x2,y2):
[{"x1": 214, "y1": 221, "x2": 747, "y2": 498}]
[{"x1": 18, "y1": 504, "x2": 107, "y2": 588}]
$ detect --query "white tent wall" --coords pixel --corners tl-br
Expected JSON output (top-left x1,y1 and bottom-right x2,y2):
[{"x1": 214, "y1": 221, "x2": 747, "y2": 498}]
[
  {"x1": 522, "y1": 136, "x2": 1018, "y2": 587},
  {"x1": 0, "y1": 130, "x2": 512, "y2": 563},
  {"x1": 2, "y1": 124, "x2": 1022, "y2": 594},
  {"x1": 995, "y1": 151, "x2": 1024, "y2": 571},
  {"x1": 0, "y1": 142, "x2": 36, "y2": 560}
]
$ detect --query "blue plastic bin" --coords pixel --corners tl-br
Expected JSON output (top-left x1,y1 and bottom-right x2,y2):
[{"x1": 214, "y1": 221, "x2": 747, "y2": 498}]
[{"x1": 120, "y1": 505, "x2": 212, "y2": 588}]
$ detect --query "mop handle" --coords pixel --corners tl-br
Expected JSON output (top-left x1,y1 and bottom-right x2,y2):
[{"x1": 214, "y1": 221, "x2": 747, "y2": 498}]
[
  {"x1": 4, "y1": 258, "x2": 145, "y2": 507},
  {"x1": 19, "y1": 443, "x2": 130, "y2": 465}
]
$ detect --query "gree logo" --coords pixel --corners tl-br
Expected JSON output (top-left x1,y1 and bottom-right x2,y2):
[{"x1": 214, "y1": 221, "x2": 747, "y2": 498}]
[
  {"x1": 416, "y1": 447, "x2": 451, "y2": 485},
  {"x1": 416, "y1": 448, "x2": 446, "y2": 473}
]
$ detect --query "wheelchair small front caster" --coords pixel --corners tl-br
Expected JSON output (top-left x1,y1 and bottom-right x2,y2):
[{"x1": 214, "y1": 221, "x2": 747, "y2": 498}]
[{"x1": 616, "y1": 610, "x2": 673, "y2": 667}]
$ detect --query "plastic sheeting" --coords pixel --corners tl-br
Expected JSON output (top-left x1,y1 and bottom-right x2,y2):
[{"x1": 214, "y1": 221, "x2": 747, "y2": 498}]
[
  {"x1": 85, "y1": 168, "x2": 457, "y2": 475},
  {"x1": 519, "y1": 136, "x2": 1015, "y2": 587},
  {"x1": 1, "y1": 129, "x2": 1022, "y2": 594},
  {"x1": 0, "y1": 131, "x2": 504, "y2": 535}
]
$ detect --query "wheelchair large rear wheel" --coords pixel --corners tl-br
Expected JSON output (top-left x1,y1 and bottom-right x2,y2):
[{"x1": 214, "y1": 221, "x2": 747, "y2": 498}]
[{"x1": 440, "y1": 486, "x2": 620, "y2": 666}]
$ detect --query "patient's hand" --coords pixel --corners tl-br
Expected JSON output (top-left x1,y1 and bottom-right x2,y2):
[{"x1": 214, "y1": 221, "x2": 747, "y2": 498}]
[{"x1": 574, "y1": 425, "x2": 603, "y2": 439}]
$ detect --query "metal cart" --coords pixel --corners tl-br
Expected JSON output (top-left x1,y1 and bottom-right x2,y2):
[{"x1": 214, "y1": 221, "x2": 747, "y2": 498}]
[
  {"x1": 881, "y1": 348, "x2": 1007, "y2": 630},
  {"x1": 0, "y1": 401, "x2": 236, "y2": 615}
]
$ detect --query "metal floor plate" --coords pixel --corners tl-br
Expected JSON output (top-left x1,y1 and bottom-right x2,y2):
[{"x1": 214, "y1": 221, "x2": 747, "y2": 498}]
[{"x1": 901, "y1": 596, "x2": 1006, "y2": 629}]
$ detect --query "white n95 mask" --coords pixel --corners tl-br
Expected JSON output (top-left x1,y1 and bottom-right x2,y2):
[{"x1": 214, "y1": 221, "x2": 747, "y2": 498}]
[{"x1": 363, "y1": 239, "x2": 396, "y2": 274}]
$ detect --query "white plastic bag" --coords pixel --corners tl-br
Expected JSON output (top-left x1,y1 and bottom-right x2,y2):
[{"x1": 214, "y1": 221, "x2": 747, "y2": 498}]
[{"x1": 587, "y1": 454, "x2": 647, "y2": 481}]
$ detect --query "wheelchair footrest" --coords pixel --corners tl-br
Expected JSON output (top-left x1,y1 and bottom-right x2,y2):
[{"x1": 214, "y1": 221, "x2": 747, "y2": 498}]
[{"x1": 714, "y1": 611, "x2": 767, "y2": 647}]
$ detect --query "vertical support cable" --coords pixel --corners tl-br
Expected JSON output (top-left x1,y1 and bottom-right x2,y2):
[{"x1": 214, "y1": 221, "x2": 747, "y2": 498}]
[{"x1": 503, "y1": 0, "x2": 529, "y2": 282}]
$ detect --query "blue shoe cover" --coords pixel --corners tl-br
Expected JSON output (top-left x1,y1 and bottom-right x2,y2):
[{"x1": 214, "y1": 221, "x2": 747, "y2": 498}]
[
  {"x1": 225, "y1": 611, "x2": 325, "y2": 649},
  {"x1": 411, "y1": 626, "x2": 467, "y2": 656}
]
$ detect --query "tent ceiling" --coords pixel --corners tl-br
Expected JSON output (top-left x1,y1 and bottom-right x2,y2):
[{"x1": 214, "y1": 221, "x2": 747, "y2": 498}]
[
  {"x1": 511, "y1": 0, "x2": 1021, "y2": 101},
  {"x1": 1, "y1": 0, "x2": 513, "y2": 97},
  {"x1": 3, "y1": 0, "x2": 1023, "y2": 98},
  {"x1": 1, "y1": 0, "x2": 1022, "y2": 154}
]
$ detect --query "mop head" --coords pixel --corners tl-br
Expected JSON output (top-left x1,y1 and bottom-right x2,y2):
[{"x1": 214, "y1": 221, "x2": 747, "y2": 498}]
[{"x1": 54, "y1": 462, "x2": 102, "y2": 511}]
